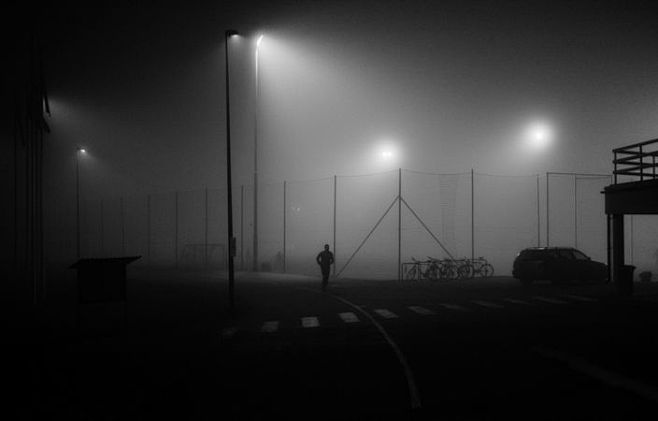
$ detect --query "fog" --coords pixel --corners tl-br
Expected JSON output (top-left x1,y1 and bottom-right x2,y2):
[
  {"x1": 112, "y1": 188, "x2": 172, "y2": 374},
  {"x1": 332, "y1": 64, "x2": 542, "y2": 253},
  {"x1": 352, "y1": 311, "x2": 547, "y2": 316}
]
[{"x1": 23, "y1": 0, "x2": 658, "y2": 278}]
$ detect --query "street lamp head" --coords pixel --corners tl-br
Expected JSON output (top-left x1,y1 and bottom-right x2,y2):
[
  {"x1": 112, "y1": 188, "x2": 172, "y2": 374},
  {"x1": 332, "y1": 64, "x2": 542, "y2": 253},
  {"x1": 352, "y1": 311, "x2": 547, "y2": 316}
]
[
  {"x1": 77, "y1": 147, "x2": 87, "y2": 154},
  {"x1": 226, "y1": 29, "x2": 239, "y2": 38},
  {"x1": 525, "y1": 121, "x2": 553, "y2": 150}
]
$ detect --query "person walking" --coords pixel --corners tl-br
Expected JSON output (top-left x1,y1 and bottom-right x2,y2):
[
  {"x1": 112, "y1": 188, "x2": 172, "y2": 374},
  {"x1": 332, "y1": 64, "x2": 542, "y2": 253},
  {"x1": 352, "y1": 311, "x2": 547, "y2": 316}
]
[{"x1": 316, "y1": 244, "x2": 334, "y2": 291}]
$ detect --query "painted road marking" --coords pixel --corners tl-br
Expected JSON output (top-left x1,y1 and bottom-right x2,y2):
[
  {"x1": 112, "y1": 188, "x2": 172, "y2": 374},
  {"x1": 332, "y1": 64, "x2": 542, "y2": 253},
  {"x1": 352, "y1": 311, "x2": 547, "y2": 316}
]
[
  {"x1": 338, "y1": 312, "x2": 360, "y2": 323},
  {"x1": 221, "y1": 326, "x2": 238, "y2": 339},
  {"x1": 301, "y1": 316, "x2": 320, "y2": 328},
  {"x1": 534, "y1": 296, "x2": 568, "y2": 305},
  {"x1": 534, "y1": 346, "x2": 658, "y2": 404},
  {"x1": 439, "y1": 303, "x2": 469, "y2": 312},
  {"x1": 408, "y1": 306, "x2": 436, "y2": 315},
  {"x1": 374, "y1": 309, "x2": 399, "y2": 319},
  {"x1": 564, "y1": 294, "x2": 598, "y2": 302},
  {"x1": 504, "y1": 298, "x2": 534, "y2": 306},
  {"x1": 325, "y1": 294, "x2": 422, "y2": 410},
  {"x1": 261, "y1": 321, "x2": 279, "y2": 333},
  {"x1": 471, "y1": 300, "x2": 504, "y2": 309}
]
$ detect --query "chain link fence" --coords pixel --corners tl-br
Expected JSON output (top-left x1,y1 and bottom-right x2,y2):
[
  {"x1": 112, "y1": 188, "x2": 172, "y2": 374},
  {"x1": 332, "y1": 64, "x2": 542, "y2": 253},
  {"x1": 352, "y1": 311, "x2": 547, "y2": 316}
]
[{"x1": 77, "y1": 169, "x2": 656, "y2": 279}]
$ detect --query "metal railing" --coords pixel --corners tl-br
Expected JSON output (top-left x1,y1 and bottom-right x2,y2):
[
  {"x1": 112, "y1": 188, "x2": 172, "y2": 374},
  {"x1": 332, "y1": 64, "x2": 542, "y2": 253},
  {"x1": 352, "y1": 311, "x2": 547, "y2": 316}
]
[{"x1": 613, "y1": 138, "x2": 658, "y2": 184}]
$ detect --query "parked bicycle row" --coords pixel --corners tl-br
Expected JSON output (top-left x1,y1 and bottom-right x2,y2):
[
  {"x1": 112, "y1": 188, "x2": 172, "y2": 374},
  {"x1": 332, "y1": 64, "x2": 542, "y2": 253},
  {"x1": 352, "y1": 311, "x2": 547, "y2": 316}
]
[{"x1": 402, "y1": 256, "x2": 494, "y2": 281}]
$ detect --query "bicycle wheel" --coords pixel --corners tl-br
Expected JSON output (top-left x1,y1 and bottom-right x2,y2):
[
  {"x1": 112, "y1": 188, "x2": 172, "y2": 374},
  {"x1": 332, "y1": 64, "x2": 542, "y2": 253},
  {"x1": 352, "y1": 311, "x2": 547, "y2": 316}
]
[
  {"x1": 459, "y1": 263, "x2": 474, "y2": 279},
  {"x1": 405, "y1": 265, "x2": 418, "y2": 281},
  {"x1": 442, "y1": 264, "x2": 458, "y2": 281},
  {"x1": 481, "y1": 263, "x2": 494, "y2": 278},
  {"x1": 427, "y1": 264, "x2": 439, "y2": 281}
]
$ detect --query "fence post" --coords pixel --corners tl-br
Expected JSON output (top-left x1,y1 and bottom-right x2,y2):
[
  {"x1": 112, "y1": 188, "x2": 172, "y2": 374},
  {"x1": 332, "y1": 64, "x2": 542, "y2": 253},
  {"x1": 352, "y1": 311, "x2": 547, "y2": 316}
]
[
  {"x1": 204, "y1": 187, "x2": 208, "y2": 267},
  {"x1": 283, "y1": 180, "x2": 287, "y2": 273},
  {"x1": 147, "y1": 194, "x2": 151, "y2": 265},
  {"x1": 174, "y1": 191, "x2": 179, "y2": 268},
  {"x1": 240, "y1": 184, "x2": 244, "y2": 271},
  {"x1": 398, "y1": 168, "x2": 402, "y2": 281},
  {"x1": 536, "y1": 175, "x2": 540, "y2": 247},
  {"x1": 574, "y1": 175, "x2": 578, "y2": 248},
  {"x1": 121, "y1": 196, "x2": 126, "y2": 255},
  {"x1": 100, "y1": 199, "x2": 104, "y2": 257},
  {"x1": 471, "y1": 169, "x2": 474, "y2": 265},
  {"x1": 546, "y1": 172, "x2": 550, "y2": 247},
  {"x1": 333, "y1": 175, "x2": 337, "y2": 276}
]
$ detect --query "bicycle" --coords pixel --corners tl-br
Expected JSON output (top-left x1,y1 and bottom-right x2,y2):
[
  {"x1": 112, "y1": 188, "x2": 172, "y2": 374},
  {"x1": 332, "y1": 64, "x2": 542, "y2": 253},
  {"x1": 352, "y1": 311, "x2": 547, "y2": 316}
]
[
  {"x1": 471, "y1": 257, "x2": 494, "y2": 278},
  {"x1": 404, "y1": 257, "x2": 440, "y2": 281}
]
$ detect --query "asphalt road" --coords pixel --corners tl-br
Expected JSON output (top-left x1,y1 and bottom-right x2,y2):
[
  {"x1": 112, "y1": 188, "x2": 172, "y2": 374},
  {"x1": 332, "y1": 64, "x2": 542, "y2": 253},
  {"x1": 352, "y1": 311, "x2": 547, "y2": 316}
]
[{"x1": 14, "y1": 271, "x2": 658, "y2": 419}]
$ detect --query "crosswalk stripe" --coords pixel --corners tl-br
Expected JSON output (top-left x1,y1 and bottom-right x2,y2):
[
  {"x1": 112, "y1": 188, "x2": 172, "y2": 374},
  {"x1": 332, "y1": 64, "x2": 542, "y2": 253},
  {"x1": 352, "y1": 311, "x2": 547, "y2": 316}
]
[
  {"x1": 261, "y1": 321, "x2": 279, "y2": 333},
  {"x1": 408, "y1": 306, "x2": 436, "y2": 315},
  {"x1": 221, "y1": 326, "x2": 238, "y2": 338},
  {"x1": 301, "y1": 316, "x2": 320, "y2": 328},
  {"x1": 439, "y1": 303, "x2": 469, "y2": 312},
  {"x1": 338, "y1": 312, "x2": 360, "y2": 323},
  {"x1": 471, "y1": 300, "x2": 504, "y2": 309},
  {"x1": 374, "y1": 309, "x2": 399, "y2": 319},
  {"x1": 504, "y1": 298, "x2": 534, "y2": 305},
  {"x1": 564, "y1": 294, "x2": 598, "y2": 302},
  {"x1": 534, "y1": 296, "x2": 568, "y2": 305}
]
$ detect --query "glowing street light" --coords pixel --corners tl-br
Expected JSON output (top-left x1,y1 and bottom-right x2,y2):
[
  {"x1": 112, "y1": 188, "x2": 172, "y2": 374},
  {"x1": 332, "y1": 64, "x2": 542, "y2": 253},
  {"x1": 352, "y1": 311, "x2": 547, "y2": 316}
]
[
  {"x1": 525, "y1": 121, "x2": 553, "y2": 150},
  {"x1": 373, "y1": 141, "x2": 400, "y2": 168}
]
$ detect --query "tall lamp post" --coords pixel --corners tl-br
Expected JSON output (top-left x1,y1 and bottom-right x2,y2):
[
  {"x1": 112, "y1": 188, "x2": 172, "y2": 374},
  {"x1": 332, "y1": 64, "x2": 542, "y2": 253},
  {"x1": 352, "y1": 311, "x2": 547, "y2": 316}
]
[
  {"x1": 253, "y1": 34, "x2": 263, "y2": 272},
  {"x1": 225, "y1": 29, "x2": 238, "y2": 310},
  {"x1": 75, "y1": 147, "x2": 86, "y2": 260}
]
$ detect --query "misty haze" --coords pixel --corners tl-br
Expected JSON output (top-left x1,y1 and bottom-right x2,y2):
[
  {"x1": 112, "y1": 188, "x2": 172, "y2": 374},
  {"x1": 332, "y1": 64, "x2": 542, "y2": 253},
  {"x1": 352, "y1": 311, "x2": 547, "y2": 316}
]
[{"x1": 5, "y1": 0, "x2": 658, "y2": 419}]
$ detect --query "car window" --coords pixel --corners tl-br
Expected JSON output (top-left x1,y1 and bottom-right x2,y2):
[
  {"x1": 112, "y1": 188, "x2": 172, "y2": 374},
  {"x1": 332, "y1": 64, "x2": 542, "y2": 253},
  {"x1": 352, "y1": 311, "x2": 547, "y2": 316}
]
[
  {"x1": 558, "y1": 249, "x2": 574, "y2": 259},
  {"x1": 521, "y1": 250, "x2": 543, "y2": 259},
  {"x1": 573, "y1": 250, "x2": 589, "y2": 260}
]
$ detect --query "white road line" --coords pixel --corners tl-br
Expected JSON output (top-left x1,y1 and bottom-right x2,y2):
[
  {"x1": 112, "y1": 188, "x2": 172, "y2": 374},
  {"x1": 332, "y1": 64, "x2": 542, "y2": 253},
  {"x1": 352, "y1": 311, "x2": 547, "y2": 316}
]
[
  {"x1": 374, "y1": 309, "x2": 399, "y2": 319},
  {"x1": 504, "y1": 298, "x2": 534, "y2": 306},
  {"x1": 439, "y1": 303, "x2": 469, "y2": 311},
  {"x1": 408, "y1": 306, "x2": 436, "y2": 315},
  {"x1": 325, "y1": 294, "x2": 422, "y2": 410},
  {"x1": 471, "y1": 300, "x2": 504, "y2": 309},
  {"x1": 221, "y1": 326, "x2": 238, "y2": 339},
  {"x1": 563, "y1": 294, "x2": 598, "y2": 302},
  {"x1": 338, "y1": 312, "x2": 360, "y2": 323},
  {"x1": 301, "y1": 316, "x2": 320, "y2": 328},
  {"x1": 534, "y1": 296, "x2": 568, "y2": 305},
  {"x1": 534, "y1": 346, "x2": 658, "y2": 404},
  {"x1": 261, "y1": 321, "x2": 279, "y2": 333}
]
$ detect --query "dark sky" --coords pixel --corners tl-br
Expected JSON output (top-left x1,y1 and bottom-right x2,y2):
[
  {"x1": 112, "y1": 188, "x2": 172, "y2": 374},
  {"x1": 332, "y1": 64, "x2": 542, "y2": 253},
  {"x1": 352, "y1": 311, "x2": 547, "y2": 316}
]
[{"x1": 37, "y1": 0, "x2": 658, "y2": 197}]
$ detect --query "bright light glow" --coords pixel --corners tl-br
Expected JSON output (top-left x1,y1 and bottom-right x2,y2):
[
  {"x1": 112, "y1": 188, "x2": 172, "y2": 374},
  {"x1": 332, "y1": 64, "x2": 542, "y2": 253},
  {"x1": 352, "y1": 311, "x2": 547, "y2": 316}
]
[
  {"x1": 373, "y1": 141, "x2": 400, "y2": 167},
  {"x1": 525, "y1": 122, "x2": 553, "y2": 150},
  {"x1": 78, "y1": 148, "x2": 87, "y2": 154},
  {"x1": 256, "y1": 35, "x2": 264, "y2": 48}
]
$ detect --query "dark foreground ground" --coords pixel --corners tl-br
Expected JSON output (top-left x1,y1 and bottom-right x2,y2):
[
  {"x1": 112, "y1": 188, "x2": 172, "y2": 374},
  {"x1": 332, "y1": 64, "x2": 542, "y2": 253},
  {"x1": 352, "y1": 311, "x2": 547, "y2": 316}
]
[{"x1": 8, "y1": 270, "x2": 658, "y2": 419}]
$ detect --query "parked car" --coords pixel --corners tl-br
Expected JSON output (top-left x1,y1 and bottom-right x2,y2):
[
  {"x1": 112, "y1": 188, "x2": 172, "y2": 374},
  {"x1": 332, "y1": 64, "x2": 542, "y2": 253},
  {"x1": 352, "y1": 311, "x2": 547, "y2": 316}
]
[{"x1": 512, "y1": 247, "x2": 608, "y2": 285}]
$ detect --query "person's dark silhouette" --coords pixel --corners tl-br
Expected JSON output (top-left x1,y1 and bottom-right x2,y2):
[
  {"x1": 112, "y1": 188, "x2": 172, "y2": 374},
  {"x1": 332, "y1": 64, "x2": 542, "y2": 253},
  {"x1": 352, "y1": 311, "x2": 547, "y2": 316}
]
[{"x1": 316, "y1": 244, "x2": 334, "y2": 291}]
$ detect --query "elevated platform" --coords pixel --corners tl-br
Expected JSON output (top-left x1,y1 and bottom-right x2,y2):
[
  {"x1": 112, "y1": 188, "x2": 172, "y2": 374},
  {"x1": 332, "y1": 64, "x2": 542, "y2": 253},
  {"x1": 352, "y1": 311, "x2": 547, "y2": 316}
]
[
  {"x1": 604, "y1": 137, "x2": 658, "y2": 295},
  {"x1": 604, "y1": 179, "x2": 658, "y2": 214}
]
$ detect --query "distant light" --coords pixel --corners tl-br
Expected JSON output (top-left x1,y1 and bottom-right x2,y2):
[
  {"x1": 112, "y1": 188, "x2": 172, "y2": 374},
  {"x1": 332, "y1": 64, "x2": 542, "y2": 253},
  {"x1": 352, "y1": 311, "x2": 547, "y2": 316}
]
[
  {"x1": 78, "y1": 148, "x2": 87, "y2": 154},
  {"x1": 526, "y1": 122, "x2": 553, "y2": 150},
  {"x1": 256, "y1": 35, "x2": 264, "y2": 48},
  {"x1": 373, "y1": 141, "x2": 399, "y2": 166},
  {"x1": 226, "y1": 29, "x2": 239, "y2": 38}
]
